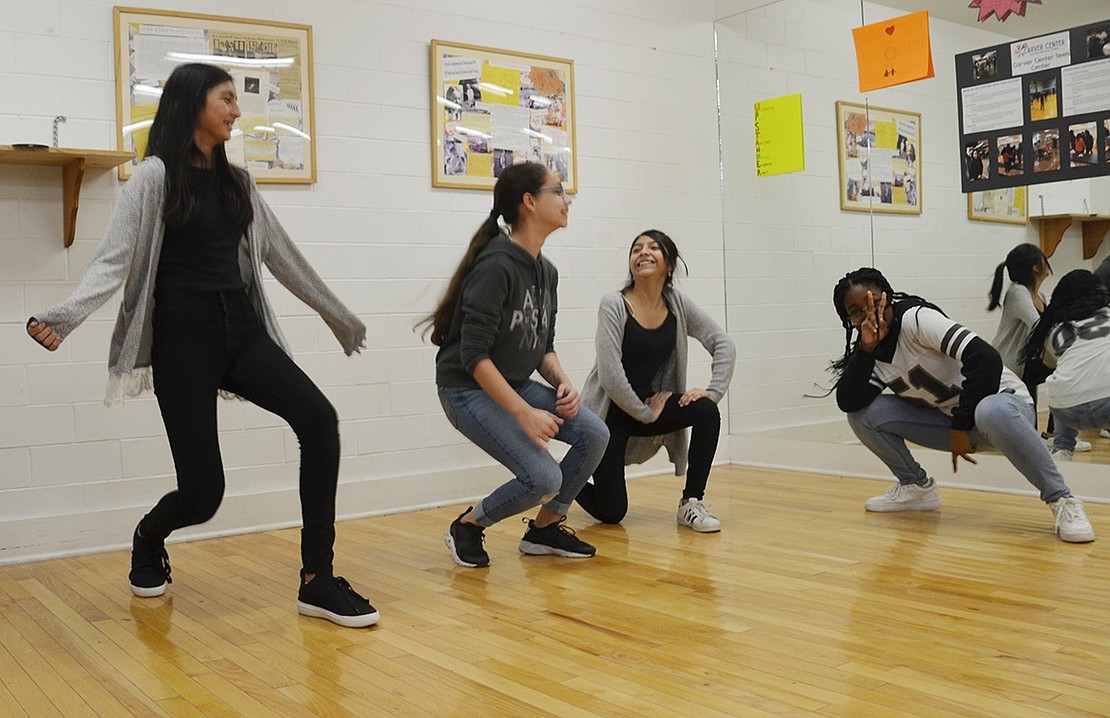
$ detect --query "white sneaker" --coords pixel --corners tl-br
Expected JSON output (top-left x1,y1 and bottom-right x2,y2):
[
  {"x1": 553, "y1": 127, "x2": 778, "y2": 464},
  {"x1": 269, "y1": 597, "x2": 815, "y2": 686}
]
[
  {"x1": 1051, "y1": 449, "x2": 1073, "y2": 463},
  {"x1": 677, "y1": 498, "x2": 721, "y2": 533},
  {"x1": 1074, "y1": 440, "x2": 1092, "y2": 452},
  {"x1": 1051, "y1": 496, "x2": 1095, "y2": 543},
  {"x1": 1100, "y1": 429, "x2": 1110, "y2": 439},
  {"x1": 865, "y1": 479, "x2": 940, "y2": 512}
]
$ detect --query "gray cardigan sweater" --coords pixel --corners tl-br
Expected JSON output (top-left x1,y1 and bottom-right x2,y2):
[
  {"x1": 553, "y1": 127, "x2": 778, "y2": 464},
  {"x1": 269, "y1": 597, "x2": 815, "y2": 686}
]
[
  {"x1": 581, "y1": 287, "x2": 736, "y2": 475},
  {"x1": 35, "y1": 157, "x2": 366, "y2": 404}
]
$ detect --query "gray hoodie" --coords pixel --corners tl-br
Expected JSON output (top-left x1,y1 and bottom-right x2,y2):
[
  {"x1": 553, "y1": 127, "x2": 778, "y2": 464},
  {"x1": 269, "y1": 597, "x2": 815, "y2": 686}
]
[{"x1": 435, "y1": 233, "x2": 558, "y2": 388}]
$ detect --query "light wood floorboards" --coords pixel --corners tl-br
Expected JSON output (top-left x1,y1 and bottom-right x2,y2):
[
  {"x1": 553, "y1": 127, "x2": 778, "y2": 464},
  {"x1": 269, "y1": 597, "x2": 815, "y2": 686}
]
[{"x1": 2, "y1": 467, "x2": 1109, "y2": 717}]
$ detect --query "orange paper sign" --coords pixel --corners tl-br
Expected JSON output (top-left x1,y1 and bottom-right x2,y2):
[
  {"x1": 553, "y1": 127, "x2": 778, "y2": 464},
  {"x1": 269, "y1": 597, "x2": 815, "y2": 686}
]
[{"x1": 852, "y1": 10, "x2": 934, "y2": 92}]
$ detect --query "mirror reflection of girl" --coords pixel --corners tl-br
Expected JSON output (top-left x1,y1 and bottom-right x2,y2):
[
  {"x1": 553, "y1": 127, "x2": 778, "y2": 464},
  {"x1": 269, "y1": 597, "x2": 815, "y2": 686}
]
[
  {"x1": 1023, "y1": 270, "x2": 1110, "y2": 462},
  {"x1": 578, "y1": 230, "x2": 735, "y2": 532},
  {"x1": 830, "y1": 267, "x2": 1094, "y2": 543},
  {"x1": 425, "y1": 163, "x2": 608, "y2": 568},
  {"x1": 25, "y1": 64, "x2": 378, "y2": 627},
  {"x1": 987, "y1": 243, "x2": 1088, "y2": 457}
]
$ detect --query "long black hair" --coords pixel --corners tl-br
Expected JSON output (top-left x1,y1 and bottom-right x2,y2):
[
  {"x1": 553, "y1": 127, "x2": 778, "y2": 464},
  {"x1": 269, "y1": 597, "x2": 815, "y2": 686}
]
[
  {"x1": 1022, "y1": 269, "x2": 1110, "y2": 364},
  {"x1": 621, "y1": 229, "x2": 687, "y2": 293},
  {"x1": 421, "y1": 162, "x2": 550, "y2": 346},
  {"x1": 829, "y1": 267, "x2": 941, "y2": 376},
  {"x1": 987, "y1": 242, "x2": 1049, "y2": 311},
  {"x1": 145, "y1": 63, "x2": 253, "y2": 232}
]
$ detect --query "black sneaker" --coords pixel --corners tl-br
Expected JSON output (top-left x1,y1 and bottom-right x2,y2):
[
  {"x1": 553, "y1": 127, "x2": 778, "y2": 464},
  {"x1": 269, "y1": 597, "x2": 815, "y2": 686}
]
[
  {"x1": 297, "y1": 571, "x2": 380, "y2": 628},
  {"x1": 445, "y1": 507, "x2": 490, "y2": 568},
  {"x1": 518, "y1": 517, "x2": 596, "y2": 558},
  {"x1": 129, "y1": 524, "x2": 172, "y2": 597}
]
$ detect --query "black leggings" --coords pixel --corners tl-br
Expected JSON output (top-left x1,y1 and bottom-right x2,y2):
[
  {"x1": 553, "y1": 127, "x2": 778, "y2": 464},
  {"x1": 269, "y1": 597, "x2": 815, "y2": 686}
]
[
  {"x1": 576, "y1": 395, "x2": 720, "y2": 524},
  {"x1": 142, "y1": 289, "x2": 340, "y2": 575}
]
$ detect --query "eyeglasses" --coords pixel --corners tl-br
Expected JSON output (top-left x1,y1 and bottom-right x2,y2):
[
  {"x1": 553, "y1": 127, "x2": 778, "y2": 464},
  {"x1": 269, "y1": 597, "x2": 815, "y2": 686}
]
[
  {"x1": 534, "y1": 184, "x2": 567, "y2": 199},
  {"x1": 846, "y1": 307, "x2": 873, "y2": 324}
]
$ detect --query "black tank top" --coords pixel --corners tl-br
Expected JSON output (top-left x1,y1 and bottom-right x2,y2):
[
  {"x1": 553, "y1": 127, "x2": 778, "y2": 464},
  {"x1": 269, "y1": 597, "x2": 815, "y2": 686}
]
[{"x1": 620, "y1": 304, "x2": 676, "y2": 399}]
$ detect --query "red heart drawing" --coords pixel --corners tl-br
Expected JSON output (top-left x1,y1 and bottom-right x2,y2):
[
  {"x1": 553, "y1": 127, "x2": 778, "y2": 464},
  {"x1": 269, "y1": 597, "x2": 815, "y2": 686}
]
[{"x1": 885, "y1": 25, "x2": 895, "y2": 35}]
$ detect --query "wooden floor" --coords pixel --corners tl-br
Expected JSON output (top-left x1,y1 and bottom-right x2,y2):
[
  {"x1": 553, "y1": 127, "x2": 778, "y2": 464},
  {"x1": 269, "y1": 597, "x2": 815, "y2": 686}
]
[{"x1": 2, "y1": 467, "x2": 1109, "y2": 717}]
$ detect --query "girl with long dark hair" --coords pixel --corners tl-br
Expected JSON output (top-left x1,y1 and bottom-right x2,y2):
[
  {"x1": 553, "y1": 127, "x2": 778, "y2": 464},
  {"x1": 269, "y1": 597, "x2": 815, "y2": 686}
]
[
  {"x1": 987, "y1": 243, "x2": 1088, "y2": 456},
  {"x1": 577, "y1": 230, "x2": 735, "y2": 531},
  {"x1": 828, "y1": 267, "x2": 1093, "y2": 543},
  {"x1": 26, "y1": 63, "x2": 379, "y2": 627},
  {"x1": 426, "y1": 162, "x2": 609, "y2": 568}
]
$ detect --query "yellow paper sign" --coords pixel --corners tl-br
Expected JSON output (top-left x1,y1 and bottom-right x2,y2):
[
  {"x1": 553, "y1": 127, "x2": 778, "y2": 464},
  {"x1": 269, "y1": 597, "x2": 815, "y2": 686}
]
[
  {"x1": 480, "y1": 65, "x2": 521, "y2": 106},
  {"x1": 754, "y1": 93, "x2": 805, "y2": 177},
  {"x1": 852, "y1": 10, "x2": 934, "y2": 92}
]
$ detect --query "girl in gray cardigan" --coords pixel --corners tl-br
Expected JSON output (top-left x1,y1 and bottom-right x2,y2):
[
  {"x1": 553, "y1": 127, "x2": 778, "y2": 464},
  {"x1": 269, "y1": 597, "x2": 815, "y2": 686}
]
[
  {"x1": 578, "y1": 230, "x2": 736, "y2": 532},
  {"x1": 25, "y1": 64, "x2": 377, "y2": 628}
]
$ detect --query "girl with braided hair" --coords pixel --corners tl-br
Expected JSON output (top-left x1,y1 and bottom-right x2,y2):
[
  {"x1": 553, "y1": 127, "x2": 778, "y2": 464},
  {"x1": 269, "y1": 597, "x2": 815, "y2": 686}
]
[
  {"x1": 830, "y1": 268, "x2": 1094, "y2": 543},
  {"x1": 1022, "y1": 269, "x2": 1110, "y2": 462}
]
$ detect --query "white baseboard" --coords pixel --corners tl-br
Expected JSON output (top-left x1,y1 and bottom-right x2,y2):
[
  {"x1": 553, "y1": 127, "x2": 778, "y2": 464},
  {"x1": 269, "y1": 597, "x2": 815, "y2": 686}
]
[
  {"x1": 726, "y1": 434, "x2": 1110, "y2": 504},
  {"x1": 3, "y1": 439, "x2": 1103, "y2": 566}
]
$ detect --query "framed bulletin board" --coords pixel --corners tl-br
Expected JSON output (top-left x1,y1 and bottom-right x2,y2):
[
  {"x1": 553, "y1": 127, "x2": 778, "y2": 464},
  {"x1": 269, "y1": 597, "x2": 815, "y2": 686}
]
[
  {"x1": 836, "y1": 101, "x2": 921, "y2": 215},
  {"x1": 431, "y1": 40, "x2": 577, "y2": 192},
  {"x1": 114, "y1": 6, "x2": 315, "y2": 183},
  {"x1": 968, "y1": 186, "x2": 1028, "y2": 224}
]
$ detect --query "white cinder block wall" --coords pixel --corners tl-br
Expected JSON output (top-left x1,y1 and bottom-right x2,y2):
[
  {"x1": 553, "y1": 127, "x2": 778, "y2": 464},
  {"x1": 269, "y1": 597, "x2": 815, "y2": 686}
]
[
  {"x1": 716, "y1": 0, "x2": 1110, "y2": 432},
  {"x1": 0, "y1": 0, "x2": 728, "y2": 562}
]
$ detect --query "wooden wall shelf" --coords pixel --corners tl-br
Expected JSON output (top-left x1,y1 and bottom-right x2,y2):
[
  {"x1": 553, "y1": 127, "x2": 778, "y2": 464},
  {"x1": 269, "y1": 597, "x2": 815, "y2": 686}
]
[
  {"x1": 1031, "y1": 213, "x2": 1110, "y2": 260},
  {"x1": 0, "y1": 145, "x2": 135, "y2": 247}
]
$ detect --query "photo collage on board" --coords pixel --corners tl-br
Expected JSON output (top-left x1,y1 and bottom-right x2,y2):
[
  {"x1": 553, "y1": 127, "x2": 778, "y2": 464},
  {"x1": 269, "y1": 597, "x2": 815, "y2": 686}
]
[{"x1": 955, "y1": 19, "x2": 1110, "y2": 193}]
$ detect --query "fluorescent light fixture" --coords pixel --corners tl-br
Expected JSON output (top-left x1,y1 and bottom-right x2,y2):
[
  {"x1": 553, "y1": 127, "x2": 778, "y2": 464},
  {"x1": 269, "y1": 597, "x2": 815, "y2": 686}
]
[
  {"x1": 272, "y1": 122, "x2": 311, "y2": 140},
  {"x1": 254, "y1": 125, "x2": 276, "y2": 133},
  {"x1": 121, "y1": 119, "x2": 154, "y2": 135},
  {"x1": 435, "y1": 95, "x2": 462, "y2": 111},
  {"x1": 527, "y1": 96, "x2": 551, "y2": 107},
  {"x1": 166, "y1": 51, "x2": 295, "y2": 68},
  {"x1": 478, "y1": 82, "x2": 512, "y2": 96},
  {"x1": 132, "y1": 84, "x2": 163, "y2": 97}
]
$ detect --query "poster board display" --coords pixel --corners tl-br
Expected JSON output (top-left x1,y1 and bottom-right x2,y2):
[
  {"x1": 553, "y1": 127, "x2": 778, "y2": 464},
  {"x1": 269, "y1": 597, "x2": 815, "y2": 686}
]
[
  {"x1": 430, "y1": 40, "x2": 576, "y2": 192},
  {"x1": 955, "y1": 19, "x2": 1110, "y2": 194},
  {"x1": 114, "y1": 6, "x2": 315, "y2": 183},
  {"x1": 968, "y1": 187, "x2": 1028, "y2": 224},
  {"x1": 835, "y1": 101, "x2": 921, "y2": 215}
]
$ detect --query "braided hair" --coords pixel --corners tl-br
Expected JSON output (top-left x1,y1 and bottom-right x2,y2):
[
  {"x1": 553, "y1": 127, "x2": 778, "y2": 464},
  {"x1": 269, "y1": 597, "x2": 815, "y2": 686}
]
[
  {"x1": 829, "y1": 268, "x2": 941, "y2": 377},
  {"x1": 1022, "y1": 269, "x2": 1110, "y2": 364}
]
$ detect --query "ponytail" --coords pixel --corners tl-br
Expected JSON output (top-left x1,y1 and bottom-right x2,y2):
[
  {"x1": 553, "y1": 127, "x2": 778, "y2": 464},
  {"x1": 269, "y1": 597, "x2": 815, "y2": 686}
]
[
  {"x1": 418, "y1": 162, "x2": 550, "y2": 345},
  {"x1": 987, "y1": 262, "x2": 1006, "y2": 311}
]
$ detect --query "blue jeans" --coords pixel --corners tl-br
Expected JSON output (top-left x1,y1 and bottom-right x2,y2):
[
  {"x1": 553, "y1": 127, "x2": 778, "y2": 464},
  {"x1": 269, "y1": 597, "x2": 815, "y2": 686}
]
[
  {"x1": 439, "y1": 381, "x2": 609, "y2": 527},
  {"x1": 1052, "y1": 397, "x2": 1110, "y2": 450},
  {"x1": 846, "y1": 393, "x2": 1071, "y2": 504}
]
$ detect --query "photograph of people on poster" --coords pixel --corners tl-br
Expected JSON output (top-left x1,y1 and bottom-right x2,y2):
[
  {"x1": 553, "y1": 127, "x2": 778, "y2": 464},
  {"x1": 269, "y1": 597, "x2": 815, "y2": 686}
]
[
  {"x1": 1028, "y1": 76, "x2": 1058, "y2": 121},
  {"x1": 1069, "y1": 122, "x2": 1097, "y2": 167},
  {"x1": 973, "y1": 50, "x2": 998, "y2": 81},
  {"x1": 1087, "y1": 26, "x2": 1110, "y2": 59},
  {"x1": 995, "y1": 134, "x2": 1024, "y2": 176},
  {"x1": 1033, "y1": 128, "x2": 1060, "y2": 173},
  {"x1": 965, "y1": 139, "x2": 990, "y2": 182},
  {"x1": 1104, "y1": 119, "x2": 1110, "y2": 161}
]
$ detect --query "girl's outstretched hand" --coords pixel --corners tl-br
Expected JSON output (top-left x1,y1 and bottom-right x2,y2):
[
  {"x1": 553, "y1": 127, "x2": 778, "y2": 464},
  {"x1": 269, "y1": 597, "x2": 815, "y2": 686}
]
[{"x1": 26, "y1": 318, "x2": 61, "y2": 351}]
